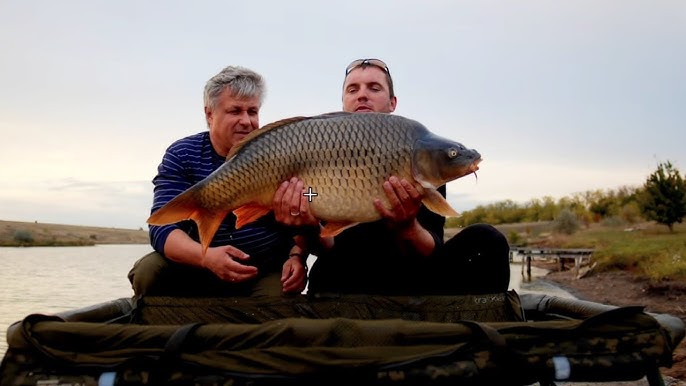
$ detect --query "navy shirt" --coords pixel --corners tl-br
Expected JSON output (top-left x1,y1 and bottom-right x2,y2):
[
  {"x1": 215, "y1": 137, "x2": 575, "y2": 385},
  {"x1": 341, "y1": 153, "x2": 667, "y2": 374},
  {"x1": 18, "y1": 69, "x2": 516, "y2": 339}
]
[{"x1": 149, "y1": 132, "x2": 293, "y2": 271}]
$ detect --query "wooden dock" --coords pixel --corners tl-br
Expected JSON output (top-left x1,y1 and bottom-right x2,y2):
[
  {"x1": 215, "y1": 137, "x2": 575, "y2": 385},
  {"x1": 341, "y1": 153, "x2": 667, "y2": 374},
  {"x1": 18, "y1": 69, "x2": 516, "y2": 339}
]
[{"x1": 511, "y1": 247, "x2": 594, "y2": 281}]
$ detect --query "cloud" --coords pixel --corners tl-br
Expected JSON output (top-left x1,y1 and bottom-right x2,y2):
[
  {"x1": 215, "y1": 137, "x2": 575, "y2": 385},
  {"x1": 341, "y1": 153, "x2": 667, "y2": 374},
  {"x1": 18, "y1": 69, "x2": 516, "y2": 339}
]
[
  {"x1": 1, "y1": 179, "x2": 152, "y2": 229},
  {"x1": 1, "y1": 1, "x2": 684, "y2": 228}
]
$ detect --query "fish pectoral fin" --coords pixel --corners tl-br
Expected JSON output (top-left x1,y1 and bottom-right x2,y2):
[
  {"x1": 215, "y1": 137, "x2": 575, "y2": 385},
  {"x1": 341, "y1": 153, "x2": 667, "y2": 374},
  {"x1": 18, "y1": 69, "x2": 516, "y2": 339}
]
[
  {"x1": 320, "y1": 221, "x2": 359, "y2": 238},
  {"x1": 233, "y1": 204, "x2": 272, "y2": 229},
  {"x1": 422, "y1": 188, "x2": 459, "y2": 217}
]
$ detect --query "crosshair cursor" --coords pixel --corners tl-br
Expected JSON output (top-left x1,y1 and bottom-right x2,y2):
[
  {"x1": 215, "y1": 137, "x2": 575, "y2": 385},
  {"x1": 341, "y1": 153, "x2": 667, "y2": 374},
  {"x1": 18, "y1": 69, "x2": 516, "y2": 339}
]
[{"x1": 303, "y1": 187, "x2": 318, "y2": 202}]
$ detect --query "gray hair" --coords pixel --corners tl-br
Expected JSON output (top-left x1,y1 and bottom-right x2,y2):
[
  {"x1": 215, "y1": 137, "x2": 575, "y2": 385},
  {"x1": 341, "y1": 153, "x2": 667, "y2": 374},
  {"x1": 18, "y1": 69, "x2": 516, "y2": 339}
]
[{"x1": 203, "y1": 66, "x2": 266, "y2": 109}]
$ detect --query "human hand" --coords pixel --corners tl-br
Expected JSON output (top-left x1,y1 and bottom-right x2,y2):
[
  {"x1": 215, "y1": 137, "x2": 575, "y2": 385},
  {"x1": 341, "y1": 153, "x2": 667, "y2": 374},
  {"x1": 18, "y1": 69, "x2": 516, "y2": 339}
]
[
  {"x1": 374, "y1": 176, "x2": 423, "y2": 230},
  {"x1": 280, "y1": 256, "x2": 307, "y2": 294},
  {"x1": 273, "y1": 177, "x2": 319, "y2": 227},
  {"x1": 201, "y1": 245, "x2": 259, "y2": 283}
]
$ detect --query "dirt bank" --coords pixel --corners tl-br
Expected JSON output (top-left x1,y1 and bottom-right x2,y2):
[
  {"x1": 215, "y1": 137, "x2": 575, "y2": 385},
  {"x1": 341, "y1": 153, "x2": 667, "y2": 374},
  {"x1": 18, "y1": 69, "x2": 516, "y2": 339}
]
[
  {"x1": 534, "y1": 260, "x2": 686, "y2": 383},
  {"x1": 0, "y1": 220, "x2": 148, "y2": 246}
]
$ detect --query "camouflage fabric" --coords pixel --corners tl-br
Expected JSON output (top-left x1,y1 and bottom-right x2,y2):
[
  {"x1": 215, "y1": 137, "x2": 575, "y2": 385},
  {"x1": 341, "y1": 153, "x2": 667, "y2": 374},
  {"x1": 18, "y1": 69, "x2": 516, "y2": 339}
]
[
  {"x1": 497, "y1": 306, "x2": 674, "y2": 385},
  {"x1": 134, "y1": 291, "x2": 524, "y2": 324},
  {"x1": 0, "y1": 299, "x2": 680, "y2": 386}
]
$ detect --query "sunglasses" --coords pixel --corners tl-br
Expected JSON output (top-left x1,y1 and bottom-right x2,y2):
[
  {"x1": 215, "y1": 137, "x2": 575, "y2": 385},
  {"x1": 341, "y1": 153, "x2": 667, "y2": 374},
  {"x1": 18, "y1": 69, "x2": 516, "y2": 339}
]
[{"x1": 345, "y1": 58, "x2": 390, "y2": 75}]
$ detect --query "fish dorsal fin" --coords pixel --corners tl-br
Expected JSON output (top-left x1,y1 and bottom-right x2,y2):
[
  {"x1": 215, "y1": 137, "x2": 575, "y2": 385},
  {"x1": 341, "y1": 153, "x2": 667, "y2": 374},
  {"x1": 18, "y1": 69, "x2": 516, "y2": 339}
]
[
  {"x1": 225, "y1": 112, "x2": 356, "y2": 160},
  {"x1": 422, "y1": 188, "x2": 459, "y2": 217},
  {"x1": 260, "y1": 115, "x2": 311, "y2": 131},
  {"x1": 226, "y1": 116, "x2": 310, "y2": 159}
]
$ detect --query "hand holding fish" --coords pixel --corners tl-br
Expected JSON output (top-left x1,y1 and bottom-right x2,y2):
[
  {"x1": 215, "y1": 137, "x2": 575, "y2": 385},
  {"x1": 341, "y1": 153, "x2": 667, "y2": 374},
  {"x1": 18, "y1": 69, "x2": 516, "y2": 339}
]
[
  {"x1": 273, "y1": 177, "x2": 319, "y2": 227},
  {"x1": 374, "y1": 176, "x2": 423, "y2": 230},
  {"x1": 201, "y1": 245, "x2": 258, "y2": 283},
  {"x1": 373, "y1": 176, "x2": 438, "y2": 257}
]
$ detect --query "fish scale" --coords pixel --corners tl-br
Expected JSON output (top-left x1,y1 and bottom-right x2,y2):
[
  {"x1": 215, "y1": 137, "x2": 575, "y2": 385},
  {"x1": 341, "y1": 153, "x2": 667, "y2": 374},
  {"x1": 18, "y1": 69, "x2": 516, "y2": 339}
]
[
  {"x1": 148, "y1": 112, "x2": 481, "y2": 254},
  {"x1": 214, "y1": 114, "x2": 412, "y2": 220}
]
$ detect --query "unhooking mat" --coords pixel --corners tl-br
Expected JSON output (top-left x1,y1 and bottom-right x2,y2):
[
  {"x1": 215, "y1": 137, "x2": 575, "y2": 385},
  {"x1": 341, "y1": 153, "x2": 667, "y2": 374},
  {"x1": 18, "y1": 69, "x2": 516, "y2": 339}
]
[{"x1": 1, "y1": 302, "x2": 681, "y2": 386}]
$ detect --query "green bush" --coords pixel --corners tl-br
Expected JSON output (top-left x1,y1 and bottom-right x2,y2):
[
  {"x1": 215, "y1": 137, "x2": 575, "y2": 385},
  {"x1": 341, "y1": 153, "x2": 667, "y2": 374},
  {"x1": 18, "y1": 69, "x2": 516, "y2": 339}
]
[
  {"x1": 508, "y1": 231, "x2": 522, "y2": 246},
  {"x1": 13, "y1": 230, "x2": 34, "y2": 243},
  {"x1": 553, "y1": 209, "x2": 580, "y2": 235},
  {"x1": 619, "y1": 202, "x2": 642, "y2": 224},
  {"x1": 638, "y1": 161, "x2": 686, "y2": 232}
]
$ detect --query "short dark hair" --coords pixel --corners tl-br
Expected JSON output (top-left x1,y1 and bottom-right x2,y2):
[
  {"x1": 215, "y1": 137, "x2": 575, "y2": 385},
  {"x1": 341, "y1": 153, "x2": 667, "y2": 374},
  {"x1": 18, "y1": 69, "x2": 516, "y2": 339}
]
[{"x1": 343, "y1": 60, "x2": 395, "y2": 99}]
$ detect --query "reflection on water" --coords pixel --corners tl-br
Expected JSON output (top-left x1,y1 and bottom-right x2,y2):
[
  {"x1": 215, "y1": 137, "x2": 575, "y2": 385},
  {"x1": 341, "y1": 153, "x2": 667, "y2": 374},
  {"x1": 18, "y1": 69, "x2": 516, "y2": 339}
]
[
  {"x1": 0, "y1": 245, "x2": 573, "y2": 356},
  {"x1": 509, "y1": 252, "x2": 576, "y2": 298}
]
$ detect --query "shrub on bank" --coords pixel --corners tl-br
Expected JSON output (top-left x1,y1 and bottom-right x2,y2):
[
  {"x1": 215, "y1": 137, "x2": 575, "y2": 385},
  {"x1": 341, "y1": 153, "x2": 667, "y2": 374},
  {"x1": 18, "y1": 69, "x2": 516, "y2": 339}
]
[
  {"x1": 553, "y1": 209, "x2": 580, "y2": 235},
  {"x1": 13, "y1": 230, "x2": 33, "y2": 244}
]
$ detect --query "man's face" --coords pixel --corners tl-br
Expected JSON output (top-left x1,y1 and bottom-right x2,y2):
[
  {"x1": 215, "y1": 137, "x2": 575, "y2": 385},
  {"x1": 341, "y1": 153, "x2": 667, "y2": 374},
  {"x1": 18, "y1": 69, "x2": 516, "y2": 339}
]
[
  {"x1": 342, "y1": 66, "x2": 397, "y2": 113},
  {"x1": 205, "y1": 88, "x2": 260, "y2": 157}
]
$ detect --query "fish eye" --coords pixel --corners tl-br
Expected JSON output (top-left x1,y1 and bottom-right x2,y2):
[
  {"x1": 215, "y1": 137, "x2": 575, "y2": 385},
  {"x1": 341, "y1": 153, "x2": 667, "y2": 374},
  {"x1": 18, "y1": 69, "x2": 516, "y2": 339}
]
[{"x1": 448, "y1": 148, "x2": 458, "y2": 158}]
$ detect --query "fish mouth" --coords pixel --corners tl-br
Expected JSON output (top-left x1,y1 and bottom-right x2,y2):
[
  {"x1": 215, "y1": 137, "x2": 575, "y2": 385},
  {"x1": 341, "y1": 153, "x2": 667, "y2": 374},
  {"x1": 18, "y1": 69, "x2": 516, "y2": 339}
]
[
  {"x1": 469, "y1": 159, "x2": 481, "y2": 180},
  {"x1": 469, "y1": 158, "x2": 482, "y2": 173}
]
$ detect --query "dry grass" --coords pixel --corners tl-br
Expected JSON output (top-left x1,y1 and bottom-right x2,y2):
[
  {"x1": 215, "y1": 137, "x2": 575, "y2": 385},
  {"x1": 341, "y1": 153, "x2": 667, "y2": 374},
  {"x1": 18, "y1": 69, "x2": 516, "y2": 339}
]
[
  {"x1": 448, "y1": 221, "x2": 686, "y2": 282},
  {"x1": 0, "y1": 220, "x2": 148, "y2": 246}
]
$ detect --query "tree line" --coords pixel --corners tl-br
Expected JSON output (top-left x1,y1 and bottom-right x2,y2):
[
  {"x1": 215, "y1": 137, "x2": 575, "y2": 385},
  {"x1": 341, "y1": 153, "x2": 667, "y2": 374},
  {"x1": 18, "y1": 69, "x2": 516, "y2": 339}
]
[{"x1": 448, "y1": 161, "x2": 686, "y2": 232}]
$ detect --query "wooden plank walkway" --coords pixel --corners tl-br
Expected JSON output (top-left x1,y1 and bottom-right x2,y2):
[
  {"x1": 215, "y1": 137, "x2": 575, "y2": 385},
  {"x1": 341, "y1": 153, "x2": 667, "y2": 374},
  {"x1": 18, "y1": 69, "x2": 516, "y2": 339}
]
[{"x1": 510, "y1": 247, "x2": 594, "y2": 281}]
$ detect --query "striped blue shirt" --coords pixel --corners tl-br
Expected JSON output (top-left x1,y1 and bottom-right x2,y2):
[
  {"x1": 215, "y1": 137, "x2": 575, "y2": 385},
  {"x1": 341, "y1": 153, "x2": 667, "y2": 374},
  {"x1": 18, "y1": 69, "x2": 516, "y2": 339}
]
[{"x1": 149, "y1": 131, "x2": 293, "y2": 271}]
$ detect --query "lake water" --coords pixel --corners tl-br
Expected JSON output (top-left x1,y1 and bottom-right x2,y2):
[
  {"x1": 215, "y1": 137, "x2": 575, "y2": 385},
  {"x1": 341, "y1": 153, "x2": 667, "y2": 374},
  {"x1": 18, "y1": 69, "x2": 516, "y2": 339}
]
[{"x1": 0, "y1": 245, "x2": 572, "y2": 356}]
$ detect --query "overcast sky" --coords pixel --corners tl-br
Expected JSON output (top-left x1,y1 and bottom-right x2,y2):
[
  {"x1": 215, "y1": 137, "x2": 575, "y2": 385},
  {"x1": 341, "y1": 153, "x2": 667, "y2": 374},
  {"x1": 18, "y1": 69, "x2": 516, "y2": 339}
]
[{"x1": 1, "y1": 1, "x2": 684, "y2": 230}]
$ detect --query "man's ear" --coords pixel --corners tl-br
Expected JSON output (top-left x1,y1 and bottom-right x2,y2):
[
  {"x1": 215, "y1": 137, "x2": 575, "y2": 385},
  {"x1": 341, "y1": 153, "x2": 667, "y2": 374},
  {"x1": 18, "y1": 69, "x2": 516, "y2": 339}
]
[
  {"x1": 389, "y1": 96, "x2": 398, "y2": 112},
  {"x1": 204, "y1": 105, "x2": 212, "y2": 125}
]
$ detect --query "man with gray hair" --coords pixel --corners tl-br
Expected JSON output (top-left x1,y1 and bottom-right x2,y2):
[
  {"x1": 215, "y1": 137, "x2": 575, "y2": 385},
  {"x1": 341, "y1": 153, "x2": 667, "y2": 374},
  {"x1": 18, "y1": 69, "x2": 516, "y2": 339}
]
[{"x1": 128, "y1": 66, "x2": 308, "y2": 297}]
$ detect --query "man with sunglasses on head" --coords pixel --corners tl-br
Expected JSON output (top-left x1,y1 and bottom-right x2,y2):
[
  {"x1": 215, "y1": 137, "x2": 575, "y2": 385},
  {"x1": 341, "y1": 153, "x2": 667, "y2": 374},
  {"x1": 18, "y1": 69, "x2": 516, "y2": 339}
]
[{"x1": 275, "y1": 58, "x2": 510, "y2": 296}]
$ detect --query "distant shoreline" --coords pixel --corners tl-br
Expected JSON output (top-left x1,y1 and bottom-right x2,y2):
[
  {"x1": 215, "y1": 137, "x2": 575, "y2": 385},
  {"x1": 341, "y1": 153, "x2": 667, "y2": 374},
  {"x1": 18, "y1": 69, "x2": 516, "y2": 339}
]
[
  {"x1": 0, "y1": 220, "x2": 149, "y2": 246},
  {"x1": 0, "y1": 220, "x2": 541, "y2": 247}
]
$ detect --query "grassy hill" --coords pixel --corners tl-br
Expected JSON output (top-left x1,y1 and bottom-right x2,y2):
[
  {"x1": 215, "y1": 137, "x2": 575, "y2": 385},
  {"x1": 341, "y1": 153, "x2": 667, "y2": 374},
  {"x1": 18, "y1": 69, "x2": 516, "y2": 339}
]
[{"x1": 0, "y1": 220, "x2": 149, "y2": 246}]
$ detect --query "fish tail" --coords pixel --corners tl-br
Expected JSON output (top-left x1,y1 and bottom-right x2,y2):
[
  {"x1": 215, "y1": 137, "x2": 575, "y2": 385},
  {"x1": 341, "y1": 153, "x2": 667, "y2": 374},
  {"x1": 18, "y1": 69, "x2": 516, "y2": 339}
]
[
  {"x1": 194, "y1": 210, "x2": 229, "y2": 256},
  {"x1": 147, "y1": 191, "x2": 228, "y2": 256}
]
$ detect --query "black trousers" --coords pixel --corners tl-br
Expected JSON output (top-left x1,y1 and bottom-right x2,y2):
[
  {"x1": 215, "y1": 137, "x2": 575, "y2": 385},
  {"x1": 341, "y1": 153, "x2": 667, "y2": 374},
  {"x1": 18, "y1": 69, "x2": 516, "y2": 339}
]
[
  {"x1": 307, "y1": 223, "x2": 511, "y2": 297},
  {"x1": 426, "y1": 223, "x2": 511, "y2": 295}
]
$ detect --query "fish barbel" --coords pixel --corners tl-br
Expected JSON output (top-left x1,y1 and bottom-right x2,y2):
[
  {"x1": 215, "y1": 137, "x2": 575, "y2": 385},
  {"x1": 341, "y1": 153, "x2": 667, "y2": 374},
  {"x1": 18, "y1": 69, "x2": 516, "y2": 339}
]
[{"x1": 148, "y1": 112, "x2": 481, "y2": 254}]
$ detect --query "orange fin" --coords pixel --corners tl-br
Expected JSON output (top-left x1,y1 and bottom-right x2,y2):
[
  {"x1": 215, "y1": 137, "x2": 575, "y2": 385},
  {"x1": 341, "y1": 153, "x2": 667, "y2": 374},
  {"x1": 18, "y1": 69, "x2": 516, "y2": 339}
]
[
  {"x1": 320, "y1": 221, "x2": 359, "y2": 238},
  {"x1": 233, "y1": 203, "x2": 272, "y2": 229},
  {"x1": 147, "y1": 190, "x2": 229, "y2": 256},
  {"x1": 196, "y1": 210, "x2": 230, "y2": 256},
  {"x1": 422, "y1": 188, "x2": 459, "y2": 217},
  {"x1": 147, "y1": 190, "x2": 202, "y2": 225}
]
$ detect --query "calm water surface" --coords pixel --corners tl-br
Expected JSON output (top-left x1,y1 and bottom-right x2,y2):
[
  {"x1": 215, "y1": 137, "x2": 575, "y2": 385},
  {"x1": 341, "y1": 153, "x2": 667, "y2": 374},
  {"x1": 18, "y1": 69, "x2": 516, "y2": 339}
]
[
  {"x1": 0, "y1": 245, "x2": 570, "y2": 356},
  {"x1": 0, "y1": 244, "x2": 151, "y2": 355}
]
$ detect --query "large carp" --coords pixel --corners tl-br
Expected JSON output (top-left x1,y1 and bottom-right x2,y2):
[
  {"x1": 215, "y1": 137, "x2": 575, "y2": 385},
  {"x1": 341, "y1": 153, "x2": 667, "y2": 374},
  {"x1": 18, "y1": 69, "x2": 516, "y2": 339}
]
[{"x1": 148, "y1": 112, "x2": 481, "y2": 254}]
